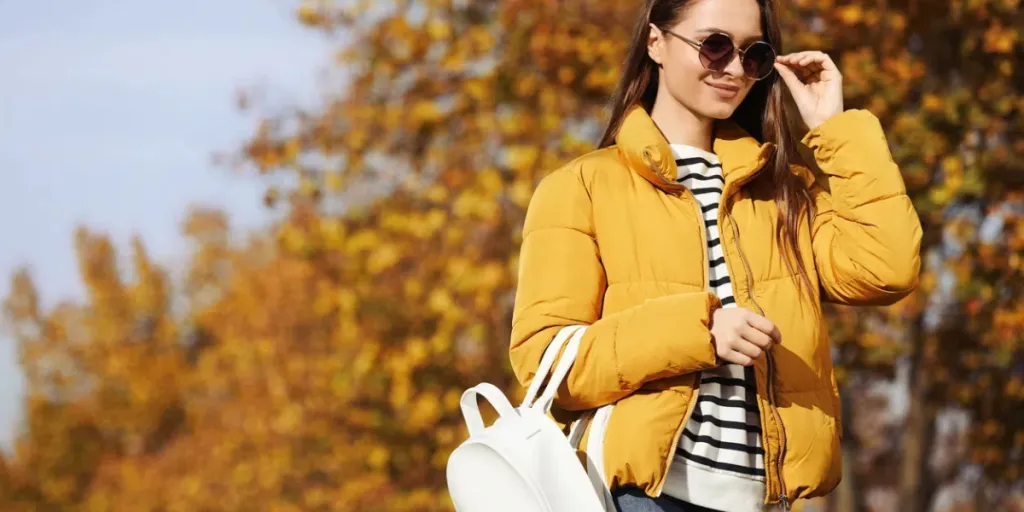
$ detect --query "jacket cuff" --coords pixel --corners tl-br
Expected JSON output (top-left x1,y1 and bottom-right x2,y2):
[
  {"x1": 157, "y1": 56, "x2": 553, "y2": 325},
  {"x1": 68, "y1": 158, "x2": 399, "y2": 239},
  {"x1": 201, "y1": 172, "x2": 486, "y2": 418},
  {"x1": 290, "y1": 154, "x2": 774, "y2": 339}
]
[
  {"x1": 801, "y1": 109, "x2": 890, "y2": 165},
  {"x1": 614, "y1": 292, "x2": 721, "y2": 387}
]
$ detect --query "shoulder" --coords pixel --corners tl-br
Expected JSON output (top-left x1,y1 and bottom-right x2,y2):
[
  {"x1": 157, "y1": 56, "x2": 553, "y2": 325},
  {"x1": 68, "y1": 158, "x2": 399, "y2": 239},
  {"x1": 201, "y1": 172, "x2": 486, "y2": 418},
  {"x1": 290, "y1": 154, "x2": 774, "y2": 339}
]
[
  {"x1": 534, "y1": 145, "x2": 629, "y2": 199},
  {"x1": 525, "y1": 146, "x2": 626, "y2": 234}
]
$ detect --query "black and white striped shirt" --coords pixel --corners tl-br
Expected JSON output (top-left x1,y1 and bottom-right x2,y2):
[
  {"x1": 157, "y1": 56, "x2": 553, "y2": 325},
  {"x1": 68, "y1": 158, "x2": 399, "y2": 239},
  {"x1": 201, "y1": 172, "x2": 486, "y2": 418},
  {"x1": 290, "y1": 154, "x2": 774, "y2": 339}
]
[{"x1": 662, "y1": 144, "x2": 767, "y2": 512}]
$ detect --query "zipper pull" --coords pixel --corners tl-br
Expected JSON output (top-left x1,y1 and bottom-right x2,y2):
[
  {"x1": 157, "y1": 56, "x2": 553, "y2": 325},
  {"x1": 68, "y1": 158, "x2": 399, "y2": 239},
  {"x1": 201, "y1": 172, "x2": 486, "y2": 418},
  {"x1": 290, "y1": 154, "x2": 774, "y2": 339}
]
[{"x1": 779, "y1": 496, "x2": 791, "y2": 511}]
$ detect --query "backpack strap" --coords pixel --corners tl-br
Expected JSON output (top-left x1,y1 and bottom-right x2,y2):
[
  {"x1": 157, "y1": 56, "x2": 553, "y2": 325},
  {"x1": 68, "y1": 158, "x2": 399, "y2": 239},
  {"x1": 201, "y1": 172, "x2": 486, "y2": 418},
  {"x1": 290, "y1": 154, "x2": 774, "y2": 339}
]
[
  {"x1": 520, "y1": 325, "x2": 584, "y2": 409},
  {"x1": 534, "y1": 326, "x2": 588, "y2": 414},
  {"x1": 459, "y1": 383, "x2": 518, "y2": 436},
  {"x1": 567, "y1": 409, "x2": 595, "y2": 448}
]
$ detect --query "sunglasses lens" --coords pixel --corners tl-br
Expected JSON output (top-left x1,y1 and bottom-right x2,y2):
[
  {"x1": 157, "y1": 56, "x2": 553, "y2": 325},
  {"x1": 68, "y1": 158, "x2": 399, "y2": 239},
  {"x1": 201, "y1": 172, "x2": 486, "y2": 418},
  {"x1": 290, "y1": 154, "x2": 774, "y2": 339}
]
[
  {"x1": 742, "y1": 42, "x2": 776, "y2": 79},
  {"x1": 698, "y1": 33, "x2": 735, "y2": 71}
]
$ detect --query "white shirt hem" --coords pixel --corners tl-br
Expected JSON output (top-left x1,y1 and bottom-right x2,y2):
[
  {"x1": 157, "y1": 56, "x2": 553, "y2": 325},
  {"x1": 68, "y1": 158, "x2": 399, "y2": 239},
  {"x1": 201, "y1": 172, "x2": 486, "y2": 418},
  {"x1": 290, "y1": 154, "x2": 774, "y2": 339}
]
[{"x1": 662, "y1": 458, "x2": 773, "y2": 512}]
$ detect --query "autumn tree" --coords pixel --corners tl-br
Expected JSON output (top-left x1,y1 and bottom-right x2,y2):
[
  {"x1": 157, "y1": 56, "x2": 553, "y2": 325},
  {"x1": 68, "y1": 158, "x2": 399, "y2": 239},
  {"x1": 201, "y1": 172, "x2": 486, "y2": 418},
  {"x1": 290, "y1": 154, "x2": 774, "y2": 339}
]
[
  {"x1": 2, "y1": 0, "x2": 1021, "y2": 511},
  {"x1": 781, "y1": 1, "x2": 1023, "y2": 511},
  {"x1": 1, "y1": 230, "x2": 183, "y2": 511}
]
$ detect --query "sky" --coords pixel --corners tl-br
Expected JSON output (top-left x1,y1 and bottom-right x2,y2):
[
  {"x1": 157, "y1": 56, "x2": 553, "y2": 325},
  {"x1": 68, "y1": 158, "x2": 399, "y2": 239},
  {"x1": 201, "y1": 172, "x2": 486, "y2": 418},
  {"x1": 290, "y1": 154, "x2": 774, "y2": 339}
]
[{"x1": 0, "y1": 0, "x2": 328, "y2": 449}]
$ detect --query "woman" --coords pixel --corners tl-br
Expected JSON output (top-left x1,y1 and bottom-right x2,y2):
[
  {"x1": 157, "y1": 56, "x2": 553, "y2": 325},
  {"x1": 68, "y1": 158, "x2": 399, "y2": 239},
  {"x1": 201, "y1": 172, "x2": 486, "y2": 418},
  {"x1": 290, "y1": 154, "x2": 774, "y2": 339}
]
[{"x1": 509, "y1": 0, "x2": 922, "y2": 511}]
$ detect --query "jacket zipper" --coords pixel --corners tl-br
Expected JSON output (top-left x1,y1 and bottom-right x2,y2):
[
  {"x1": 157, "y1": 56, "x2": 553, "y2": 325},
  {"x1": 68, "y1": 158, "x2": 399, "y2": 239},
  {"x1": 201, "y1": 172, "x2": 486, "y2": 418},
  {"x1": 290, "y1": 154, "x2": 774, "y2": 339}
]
[
  {"x1": 725, "y1": 207, "x2": 790, "y2": 511},
  {"x1": 654, "y1": 186, "x2": 708, "y2": 497},
  {"x1": 646, "y1": 150, "x2": 788, "y2": 508}
]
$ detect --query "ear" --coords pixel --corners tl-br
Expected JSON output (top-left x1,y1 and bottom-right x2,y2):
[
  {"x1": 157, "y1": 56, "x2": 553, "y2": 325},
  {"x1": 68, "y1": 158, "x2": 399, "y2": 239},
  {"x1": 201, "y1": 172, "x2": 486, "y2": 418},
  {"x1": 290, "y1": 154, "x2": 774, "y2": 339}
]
[{"x1": 647, "y1": 23, "x2": 664, "y2": 65}]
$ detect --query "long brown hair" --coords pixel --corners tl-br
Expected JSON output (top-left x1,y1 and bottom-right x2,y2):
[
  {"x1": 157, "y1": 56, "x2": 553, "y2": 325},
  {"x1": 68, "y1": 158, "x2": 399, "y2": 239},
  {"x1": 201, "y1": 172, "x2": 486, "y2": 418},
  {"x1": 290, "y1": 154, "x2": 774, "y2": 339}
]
[{"x1": 599, "y1": 0, "x2": 815, "y2": 302}]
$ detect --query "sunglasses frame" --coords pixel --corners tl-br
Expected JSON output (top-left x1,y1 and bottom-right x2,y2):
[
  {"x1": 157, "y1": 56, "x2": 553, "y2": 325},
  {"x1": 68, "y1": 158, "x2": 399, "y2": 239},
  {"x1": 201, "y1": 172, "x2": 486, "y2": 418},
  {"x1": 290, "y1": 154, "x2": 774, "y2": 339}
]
[{"x1": 662, "y1": 29, "x2": 777, "y2": 81}]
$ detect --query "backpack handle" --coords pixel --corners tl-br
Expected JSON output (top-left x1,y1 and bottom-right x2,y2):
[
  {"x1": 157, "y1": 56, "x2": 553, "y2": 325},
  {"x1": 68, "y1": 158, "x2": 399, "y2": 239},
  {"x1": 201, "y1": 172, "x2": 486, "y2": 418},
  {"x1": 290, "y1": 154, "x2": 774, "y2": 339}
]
[
  {"x1": 520, "y1": 325, "x2": 584, "y2": 409},
  {"x1": 459, "y1": 383, "x2": 518, "y2": 436},
  {"x1": 533, "y1": 326, "x2": 588, "y2": 414}
]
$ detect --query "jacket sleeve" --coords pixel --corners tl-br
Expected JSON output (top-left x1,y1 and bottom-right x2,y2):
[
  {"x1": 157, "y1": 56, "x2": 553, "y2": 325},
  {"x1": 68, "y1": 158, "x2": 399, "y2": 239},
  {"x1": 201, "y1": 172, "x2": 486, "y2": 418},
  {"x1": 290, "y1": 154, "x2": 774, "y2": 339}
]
[
  {"x1": 509, "y1": 165, "x2": 721, "y2": 411},
  {"x1": 801, "y1": 109, "x2": 923, "y2": 306}
]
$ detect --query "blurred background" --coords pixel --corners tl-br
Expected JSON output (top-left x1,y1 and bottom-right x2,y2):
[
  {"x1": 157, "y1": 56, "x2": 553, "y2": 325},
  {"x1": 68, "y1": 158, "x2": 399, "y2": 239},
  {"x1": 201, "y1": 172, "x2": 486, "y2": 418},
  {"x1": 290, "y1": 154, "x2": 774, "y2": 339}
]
[{"x1": 0, "y1": 0, "x2": 1020, "y2": 511}]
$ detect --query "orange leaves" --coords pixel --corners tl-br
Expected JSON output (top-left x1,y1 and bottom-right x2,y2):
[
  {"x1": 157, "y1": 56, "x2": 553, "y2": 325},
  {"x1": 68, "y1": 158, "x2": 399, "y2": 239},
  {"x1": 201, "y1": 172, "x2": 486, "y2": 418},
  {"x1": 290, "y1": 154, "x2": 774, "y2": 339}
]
[
  {"x1": 452, "y1": 188, "x2": 499, "y2": 222},
  {"x1": 982, "y1": 20, "x2": 1018, "y2": 54},
  {"x1": 407, "y1": 391, "x2": 443, "y2": 431},
  {"x1": 504, "y1": 144, "x2": 540, "y2": 173},
  {"x1": 410, "y1": 101, "x2": 442, "y2": 124},
  {"x1": 461, "y1": 79, "x2": 491, "y2": 103},
  {"x1": 583, "y1": 65, "x2": 620, "y2": 93},
  {"x1": 0, "y1": 0, "x2": 1019, "y2": 510},
  {"x1": 929, "y1": 155, "x2": 967, "y2": 206},
  {"x1": 556, "y1": 66, "x2": 576, "y2": 86},
  {"x1": 835, "y1": 4, "x2": 863, "y2": 25},
  {"x1": 426, "y1": 20, "x2": 452, "y2": 41},
  {"x1": 463, "y1": 25, "x2": 496, "y2": 55},
  {"x1": 922, "y1": 93, "x2": 944, "y2": 113},
  {"x1": 367, "y1": 445, "x2": 390, "y2": 470},
  {"x1": 367, "y1": 243, "x2": 401, "y2": 274},
  {"x1": 426, "y1": 288, "x2": 456, "y2": 317},
  {"x1": 296, "y1": 1, "x2": 330, "y2": 28}
]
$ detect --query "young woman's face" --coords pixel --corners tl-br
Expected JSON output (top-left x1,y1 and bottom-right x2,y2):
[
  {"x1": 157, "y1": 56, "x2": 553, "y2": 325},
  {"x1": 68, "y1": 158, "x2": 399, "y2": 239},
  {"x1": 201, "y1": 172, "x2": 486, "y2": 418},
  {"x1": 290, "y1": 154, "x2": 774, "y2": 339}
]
[{"x1": 648, "y1": 0, "x2": 765, "y2": 120}]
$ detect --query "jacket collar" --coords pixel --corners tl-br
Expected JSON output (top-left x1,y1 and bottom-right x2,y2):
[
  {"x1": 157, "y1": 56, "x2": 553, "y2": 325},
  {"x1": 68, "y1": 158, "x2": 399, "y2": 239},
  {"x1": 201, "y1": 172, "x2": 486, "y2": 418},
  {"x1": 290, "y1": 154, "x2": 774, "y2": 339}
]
[{"x1": 614, "y1": 105, "x2": 776, "y2": 194}]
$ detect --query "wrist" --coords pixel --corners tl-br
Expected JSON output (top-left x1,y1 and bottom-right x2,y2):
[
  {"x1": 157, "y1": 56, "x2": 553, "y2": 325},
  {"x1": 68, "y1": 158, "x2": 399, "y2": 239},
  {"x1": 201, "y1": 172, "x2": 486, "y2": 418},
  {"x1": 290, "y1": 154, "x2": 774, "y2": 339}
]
[{"x1": 805, "y1": 110, "x2": 842, "y2": 131}]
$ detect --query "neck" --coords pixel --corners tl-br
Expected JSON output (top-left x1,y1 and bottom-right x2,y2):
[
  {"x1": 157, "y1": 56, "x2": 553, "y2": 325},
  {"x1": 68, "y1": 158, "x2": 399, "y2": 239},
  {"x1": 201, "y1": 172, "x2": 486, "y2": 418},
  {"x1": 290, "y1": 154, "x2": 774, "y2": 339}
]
[{"x1": 649, "y1": 86, "x2": 714, "y2": 152}]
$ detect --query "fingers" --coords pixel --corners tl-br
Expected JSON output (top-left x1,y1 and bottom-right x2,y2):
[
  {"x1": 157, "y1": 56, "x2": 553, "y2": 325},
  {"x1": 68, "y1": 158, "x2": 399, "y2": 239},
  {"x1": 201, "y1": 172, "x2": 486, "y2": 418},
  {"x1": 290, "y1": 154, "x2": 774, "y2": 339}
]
[
  {"x1": 723, "y1": 351, "x2": 754, "y2": 367},
  {"x1": 732, "y1": 336, "x2": 765, "y2": 360},
  {"x1": 740, "y1": 324, "x2": 774, "y2": 350},
  {"x1": 714, "y1": 336, "x2": 759, "y2": 367},
  {"x1": 745, "y1": 313, "x2": 782, "y2": 344},
  {"x1": 710, "y1": 307, "x2": 782, "y2": 367},
  {"x1": 777, "y1": 51, "x2": 842, "y2": 85},
  {"x1": 777, "y1": 51, "x2": 837, "y2": 71},
  {"x1": 773, "y1": 60, "x2": 802, "y2": 85}
]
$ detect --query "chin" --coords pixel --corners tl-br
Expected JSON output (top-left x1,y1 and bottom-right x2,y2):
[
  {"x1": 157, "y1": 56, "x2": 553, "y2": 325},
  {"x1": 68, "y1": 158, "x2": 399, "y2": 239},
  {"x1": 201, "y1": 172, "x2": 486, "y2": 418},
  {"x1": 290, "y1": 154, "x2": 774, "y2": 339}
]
[
  {"x1": 700, "y1": 102, "x2": 738, "y2": 120},
  {"x1": 693, "y1": 91, "x2": 741, "y2": 119}
]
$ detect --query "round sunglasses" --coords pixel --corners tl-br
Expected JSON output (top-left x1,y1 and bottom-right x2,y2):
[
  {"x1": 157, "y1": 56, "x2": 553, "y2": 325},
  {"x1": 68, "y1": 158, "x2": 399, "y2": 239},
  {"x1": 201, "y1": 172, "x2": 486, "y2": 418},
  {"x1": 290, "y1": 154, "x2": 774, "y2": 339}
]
[{"x1": 662, "y1": 30, "x2": 777, "y2": 80}]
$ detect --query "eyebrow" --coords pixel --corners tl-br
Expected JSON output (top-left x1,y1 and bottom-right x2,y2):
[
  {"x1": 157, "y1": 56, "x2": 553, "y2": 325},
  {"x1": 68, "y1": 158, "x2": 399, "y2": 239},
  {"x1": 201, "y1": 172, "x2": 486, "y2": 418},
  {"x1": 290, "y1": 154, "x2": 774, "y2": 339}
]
[{"x1": 695, "y1": 27, "x2": 764, "y2": 45}]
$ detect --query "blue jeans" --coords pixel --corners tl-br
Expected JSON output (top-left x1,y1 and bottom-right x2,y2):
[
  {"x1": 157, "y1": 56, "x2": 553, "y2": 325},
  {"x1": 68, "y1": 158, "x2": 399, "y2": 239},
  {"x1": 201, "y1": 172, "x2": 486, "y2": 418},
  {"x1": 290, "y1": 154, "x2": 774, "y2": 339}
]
[{"x1": 613, "y1": 487, "x2": 722, "y2": 512}]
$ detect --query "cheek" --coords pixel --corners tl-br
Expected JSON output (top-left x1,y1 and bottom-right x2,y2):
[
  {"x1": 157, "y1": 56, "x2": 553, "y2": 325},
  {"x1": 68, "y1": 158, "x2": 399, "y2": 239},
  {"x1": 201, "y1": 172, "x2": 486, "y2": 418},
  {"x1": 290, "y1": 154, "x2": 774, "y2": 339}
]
[{"x1": 661, "y1": 51, "x2": 709, "y2": 96}]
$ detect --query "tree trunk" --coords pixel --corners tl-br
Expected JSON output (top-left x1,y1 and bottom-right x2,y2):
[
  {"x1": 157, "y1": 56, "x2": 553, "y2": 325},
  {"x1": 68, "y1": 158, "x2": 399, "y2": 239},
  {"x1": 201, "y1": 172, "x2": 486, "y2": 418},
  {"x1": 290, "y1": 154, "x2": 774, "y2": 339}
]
[
  {"x1": 833, "y1": 389, "x2": 861, "y2": 512},
  {"x1": 899, "y1": 327, "x2": 937, "y2": 512}
]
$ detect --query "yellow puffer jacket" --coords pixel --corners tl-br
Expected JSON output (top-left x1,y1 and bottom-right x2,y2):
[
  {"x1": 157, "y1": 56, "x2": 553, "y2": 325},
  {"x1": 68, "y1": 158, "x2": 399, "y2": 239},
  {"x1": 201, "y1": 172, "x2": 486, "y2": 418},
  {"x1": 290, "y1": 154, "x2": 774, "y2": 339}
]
[{"x1": 510, "y1": 105, "x2": 922, "y2": 506}]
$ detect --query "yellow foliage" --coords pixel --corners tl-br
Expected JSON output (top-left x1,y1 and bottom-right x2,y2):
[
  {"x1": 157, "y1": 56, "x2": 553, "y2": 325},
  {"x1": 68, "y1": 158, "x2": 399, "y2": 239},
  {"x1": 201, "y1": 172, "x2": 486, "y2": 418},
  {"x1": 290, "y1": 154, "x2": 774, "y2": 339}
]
[
  {"x1": 367, "y1": 243, "x2": 400, "y2": 274},
  {"x1": 2, "y1": 1, "x2": 1021, "y2": 510},
  {"x1": 505, "y1": 144, "x2": 540, "y2": 172},
  {"x1": 411, "y1": 101, "x2": 441, "y2": 124},
  {"x1": 983, "y1": 21, "x2": 1017, "y2": 53},
  {"x1": 922, "y1": 93, "x2": 943, "y2": 112},
  {"x1": 296, "y1": 3, "x2": 326, "y2": 27}
]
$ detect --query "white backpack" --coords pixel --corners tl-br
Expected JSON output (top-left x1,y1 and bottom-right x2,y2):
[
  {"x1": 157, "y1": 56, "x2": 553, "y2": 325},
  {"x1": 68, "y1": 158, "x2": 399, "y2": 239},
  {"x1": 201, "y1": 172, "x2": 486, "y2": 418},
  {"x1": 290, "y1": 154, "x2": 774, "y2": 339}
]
[{"x1": 446, "y1": 325, "x2": 616, "y2": 512}]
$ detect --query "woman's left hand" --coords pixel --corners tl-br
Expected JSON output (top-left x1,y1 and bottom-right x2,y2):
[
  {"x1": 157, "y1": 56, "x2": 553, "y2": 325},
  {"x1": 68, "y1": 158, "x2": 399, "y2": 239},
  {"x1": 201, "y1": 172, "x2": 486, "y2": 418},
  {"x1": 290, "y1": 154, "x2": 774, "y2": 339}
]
[{"x1": 774, "y1": 51, "x2": 844, "y2": 131}]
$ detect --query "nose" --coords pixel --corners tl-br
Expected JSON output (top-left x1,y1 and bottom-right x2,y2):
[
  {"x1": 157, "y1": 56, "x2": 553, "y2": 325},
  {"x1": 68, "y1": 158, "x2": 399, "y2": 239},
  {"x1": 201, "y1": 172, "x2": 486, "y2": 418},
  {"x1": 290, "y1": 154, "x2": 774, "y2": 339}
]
[{"x1": 722, "y1": 50, "x2": 746, "y2": 78}]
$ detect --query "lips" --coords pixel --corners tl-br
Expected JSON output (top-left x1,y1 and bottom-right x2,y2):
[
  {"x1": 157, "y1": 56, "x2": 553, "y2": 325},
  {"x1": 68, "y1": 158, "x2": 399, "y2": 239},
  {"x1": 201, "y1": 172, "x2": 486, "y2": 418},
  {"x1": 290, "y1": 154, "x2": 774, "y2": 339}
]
[
  {"x1": 706, "y1": 82, "x2": 740, "y2": 99},
  {"x1": 707, "y1": 83, "x2": 740, "y2": 92}
]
